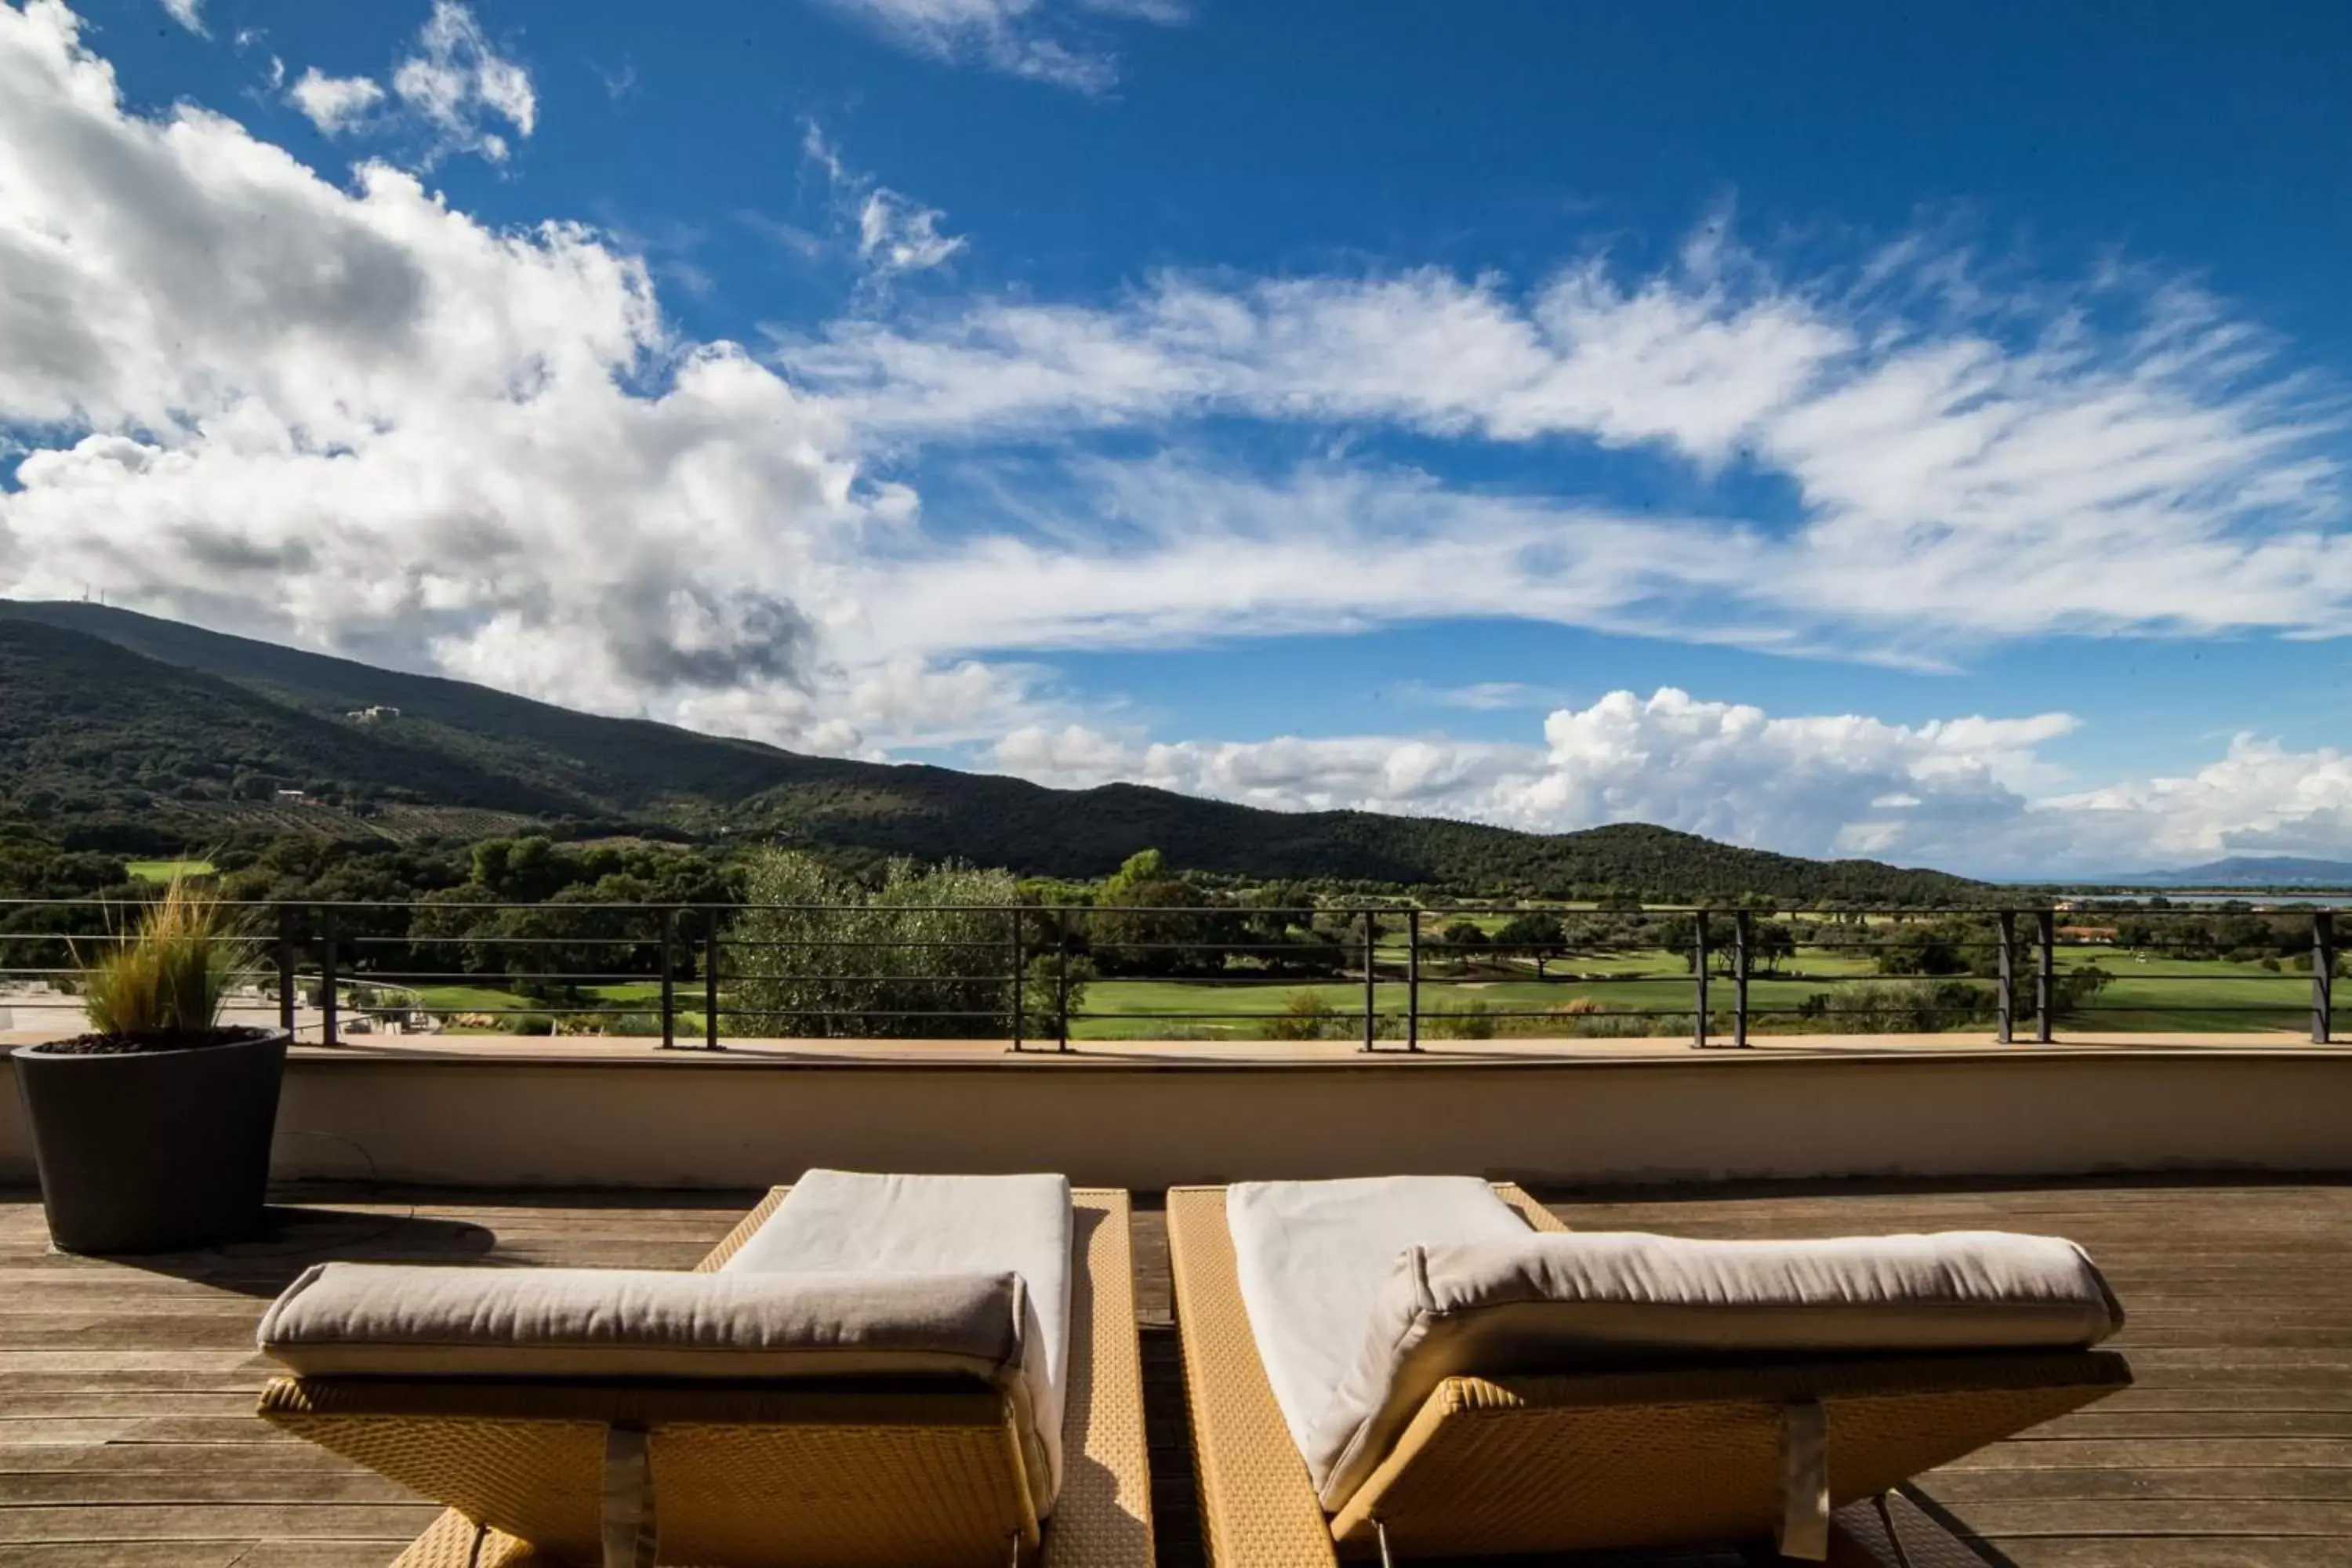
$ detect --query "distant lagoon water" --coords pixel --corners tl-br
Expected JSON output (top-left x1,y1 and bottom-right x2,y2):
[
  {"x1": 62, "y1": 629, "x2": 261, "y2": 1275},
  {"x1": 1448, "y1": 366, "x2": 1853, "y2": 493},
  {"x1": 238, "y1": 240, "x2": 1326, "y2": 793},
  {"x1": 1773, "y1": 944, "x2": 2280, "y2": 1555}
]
[{"x1": 2038, "y1": 887, "x2": 2352, "y2": 909}]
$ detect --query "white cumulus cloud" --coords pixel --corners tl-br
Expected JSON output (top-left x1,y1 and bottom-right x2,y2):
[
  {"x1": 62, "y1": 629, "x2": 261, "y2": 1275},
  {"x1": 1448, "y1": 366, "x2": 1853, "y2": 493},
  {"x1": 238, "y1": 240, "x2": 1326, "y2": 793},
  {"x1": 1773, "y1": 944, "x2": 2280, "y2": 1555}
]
[
  {"x1": 158, "y1": 0, "x2": 201, "y2": 34},
  {"x1": 397, "y1": 0, "x2": 539, "y2": 164},
  {"x1": 2043, "y1": 738, "x2": 2352, "y2": 866},
  {"x1": 993, "y1": 691, "x2": 2352, "y2": 877},
  {"x1": 286, "y1": 67, "x2": 386, "y2": 135},
  {"x1": 0, "y1": 0, "x2": 935, "y2": 752},
  {"x1": 993, "y1": 688, "x2": 2068, "y2": 855},
  {"x1": 271, "y1": 2, "x2": 533, "y2": 166},
  {"x1": 390, "y1": 0, "x2": 535, "y2": 163}
]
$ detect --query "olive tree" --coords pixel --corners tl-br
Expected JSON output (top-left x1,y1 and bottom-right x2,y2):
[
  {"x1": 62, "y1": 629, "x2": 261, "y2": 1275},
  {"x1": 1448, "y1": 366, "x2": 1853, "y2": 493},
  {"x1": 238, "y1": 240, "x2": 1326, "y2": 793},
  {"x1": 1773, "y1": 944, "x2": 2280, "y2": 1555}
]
[{"x1": 729, "y1": 849, "x2": 1059, "y2": 1038}]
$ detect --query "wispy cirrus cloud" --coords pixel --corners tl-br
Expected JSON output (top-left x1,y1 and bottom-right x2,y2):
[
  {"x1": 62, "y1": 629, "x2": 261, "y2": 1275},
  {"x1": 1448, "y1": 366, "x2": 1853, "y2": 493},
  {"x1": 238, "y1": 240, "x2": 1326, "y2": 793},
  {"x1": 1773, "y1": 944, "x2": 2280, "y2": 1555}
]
[
  {"x1": 786, "y1": 238, "x2": 2350, "y2": 656},
  {"x1": 798, "y1": 123, "x2": 967, "y2": 292},
  {"x1": 810, "y1": 0, "x2": 1185, "y2": 93},
  {"x1": 1406, "y1": 681, "x2": 1573, "y2": 713},
  {"x1": 813, "y1": 457, "x2": 1777, "y2": 671}
]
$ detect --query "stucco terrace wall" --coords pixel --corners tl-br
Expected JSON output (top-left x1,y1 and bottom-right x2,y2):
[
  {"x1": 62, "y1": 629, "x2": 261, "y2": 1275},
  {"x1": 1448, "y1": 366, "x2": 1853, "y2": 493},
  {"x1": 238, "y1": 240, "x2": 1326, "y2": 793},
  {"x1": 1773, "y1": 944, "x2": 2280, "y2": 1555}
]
[{"x1": 7, "y1": 1041, "x2": 2347, "y2": 1191}]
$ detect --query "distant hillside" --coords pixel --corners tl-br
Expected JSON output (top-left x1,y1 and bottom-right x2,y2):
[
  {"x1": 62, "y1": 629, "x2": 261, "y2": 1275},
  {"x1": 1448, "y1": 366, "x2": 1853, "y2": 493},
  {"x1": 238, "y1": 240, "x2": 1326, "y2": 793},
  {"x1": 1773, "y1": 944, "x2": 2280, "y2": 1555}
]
[
  {"x1": 0, "y1": 601, "x2": 1989, "y2": 902},
  {"x1": 2096, "y1": 856, "x2": 2352, "y2": 889},
  {"x1": 2, "y1": 601, "x2": 819, "y2": 823}
]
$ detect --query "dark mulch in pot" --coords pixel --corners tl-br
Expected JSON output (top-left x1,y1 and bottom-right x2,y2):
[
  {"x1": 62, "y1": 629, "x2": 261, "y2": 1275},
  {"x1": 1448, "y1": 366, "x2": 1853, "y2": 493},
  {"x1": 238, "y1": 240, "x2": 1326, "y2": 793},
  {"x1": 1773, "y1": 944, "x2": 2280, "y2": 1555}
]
[{"x1": 26, "y1": 1025, "x2": 278, "y2": 1057}]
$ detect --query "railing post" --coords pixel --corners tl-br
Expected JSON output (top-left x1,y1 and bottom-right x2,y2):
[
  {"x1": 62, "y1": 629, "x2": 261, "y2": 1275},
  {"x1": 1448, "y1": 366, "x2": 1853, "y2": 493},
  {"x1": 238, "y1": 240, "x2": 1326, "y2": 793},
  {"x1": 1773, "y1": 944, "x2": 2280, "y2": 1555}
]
[
  {"x1": 319, "y1": 907, "x2": 339, "y2": 1048},
  {"x1": 1361, "y1": 908, "x2": 1379, "y2": 1052},
  {"x1": 702, "y1": 909, "x2": 721, "y2": 1051},
  {"x1": 1733, "y1": 908, "x2": 1751, "y2": 1049},
  {"x1": 276, "y1": 903, "x2": 297, "y2": 1036},
  {"x1": 2317, "y1": 912, "x2": 2336, "y2": 1045},
  {"x1": 1054, "y1": 907, "x2": 1071, "y2": 1054},
  {"x1": 659, "y1": 906, "x2": 677, "y2": 1050},
  {"x1": 1997, "y1": 911, "x2": 2017, "y2": 1044},
  {"x1": 1008, "y1": 906, "x2": 1025, "y2": 1054},
  {"x1": 1406, "y1": 908, "x2": 1421, "y2": 1053},
  {"x1": 1693, "y1": 910, "x2": 1710, "y2": 1047},
  {"x1": 2035, "y1": 909, "x2": 2056, "y2": 1044}
]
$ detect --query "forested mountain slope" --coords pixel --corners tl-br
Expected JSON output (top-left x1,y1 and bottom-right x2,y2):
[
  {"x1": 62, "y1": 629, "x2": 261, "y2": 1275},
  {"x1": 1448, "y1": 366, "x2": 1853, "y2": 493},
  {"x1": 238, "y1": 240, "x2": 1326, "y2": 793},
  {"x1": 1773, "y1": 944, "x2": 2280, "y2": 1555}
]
[{"x1": 0, "y1": 602, "x2": 1987, "y2": 901}]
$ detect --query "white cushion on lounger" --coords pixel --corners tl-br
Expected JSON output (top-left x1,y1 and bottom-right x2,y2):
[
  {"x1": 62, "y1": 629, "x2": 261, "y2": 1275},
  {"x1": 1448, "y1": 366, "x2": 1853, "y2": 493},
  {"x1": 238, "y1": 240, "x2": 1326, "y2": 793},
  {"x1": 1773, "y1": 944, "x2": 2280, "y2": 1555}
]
[
  {"x1": 1226, "y1": 1177, "x2": 1532, "y2": 1463},
  {"x1": 258, "y1": 1263, "x2": 1028, "y2": 1385},
  {"x1": 720, "y1": 1170, "x2": 1075, "y2": 1495},
  {"x1": 1308, "y1": 1228, "x2": 2125, "y2": 1509}
]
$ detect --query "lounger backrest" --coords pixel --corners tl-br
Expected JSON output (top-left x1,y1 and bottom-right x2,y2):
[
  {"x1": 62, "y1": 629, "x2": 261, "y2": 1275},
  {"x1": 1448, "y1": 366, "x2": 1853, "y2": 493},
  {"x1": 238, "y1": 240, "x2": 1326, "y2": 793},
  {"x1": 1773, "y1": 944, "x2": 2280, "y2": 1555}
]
[
  {"x1": 1225, "y1": 1175, "x2": 1534, "y2": 1464},
  {"x1": 720, "y1": 1168, "x2": 1076, "y2": 1497},
  {"x1": 1308, "y1": 1229, "x2": 2125, "y2": 1509},
  {"x1": 260, "y1": 1261, "x2": 1033, "y2": 1392}
]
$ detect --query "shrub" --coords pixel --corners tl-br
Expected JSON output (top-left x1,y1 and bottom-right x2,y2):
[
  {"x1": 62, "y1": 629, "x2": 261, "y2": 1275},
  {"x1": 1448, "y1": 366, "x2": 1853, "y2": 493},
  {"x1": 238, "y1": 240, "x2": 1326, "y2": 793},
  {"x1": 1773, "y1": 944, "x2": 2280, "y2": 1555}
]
[
  {"x1": 1427, "y1": 1000, "x2": 1496, "y2": 1040},
  {"x1": 76, "y1": 876, "x2": 256, "y2": 1037},
  {"x1": 546, "y1": 1010, "x2": 665, "y2": 1037},
  {"x1": 1824, "y1": 978, "x2": 1996, "y2": 1034},
  {"x1": 1261, "y1": 992, "x2": 1338, "y2": 1041},
  {"x1": 1555, "y1": 1009, "x2": 1695, "y2": 1039},
  {"x1": 1019, "y1": 950, "x2": 1097, "y2": 1039},
  {"x1": 729, "y1": 850, "x2": 1026, "y2": 1038}
]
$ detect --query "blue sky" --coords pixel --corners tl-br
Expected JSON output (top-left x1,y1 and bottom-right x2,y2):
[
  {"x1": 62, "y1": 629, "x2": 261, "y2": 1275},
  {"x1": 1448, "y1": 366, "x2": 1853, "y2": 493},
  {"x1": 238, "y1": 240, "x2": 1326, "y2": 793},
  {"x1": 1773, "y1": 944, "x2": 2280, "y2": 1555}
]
[{"x1": 2, "y1": 0, "x2": 2348, "y2": 873}]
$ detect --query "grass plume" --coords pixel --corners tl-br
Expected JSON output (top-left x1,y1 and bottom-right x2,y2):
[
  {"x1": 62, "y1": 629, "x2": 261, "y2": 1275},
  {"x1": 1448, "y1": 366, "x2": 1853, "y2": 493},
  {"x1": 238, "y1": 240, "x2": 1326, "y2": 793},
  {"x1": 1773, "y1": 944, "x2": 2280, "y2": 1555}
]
[{"x1": 77, "y1": 876, "x2": 256, "y2": 1037}]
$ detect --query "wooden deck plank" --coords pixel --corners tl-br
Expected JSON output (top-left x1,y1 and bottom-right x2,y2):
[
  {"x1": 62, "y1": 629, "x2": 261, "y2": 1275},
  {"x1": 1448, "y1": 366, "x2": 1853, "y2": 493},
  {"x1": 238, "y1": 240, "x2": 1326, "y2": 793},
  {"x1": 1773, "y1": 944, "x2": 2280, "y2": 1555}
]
[
  {"x1": 1987, "y1": 1542, "x2": 2352, "y2": 1567},
  {"x1": 0, "y1": 1503, "x2": 441, "y2": 1544},
  {"x1": 0, "y1": 1545, "x2": 258, "y2": 1568},
  {"x1": 1929, "y1": 1467, "x2": 2352, "y2": 1501},
  {"x1": 0, "y1": 1472, "x2": 422, "y2": 1504},
  {"x1": 0, "y1": 1444, "x2": 388, "y2": 1477},
  {"x1": 0, "y1": 1177, "x2": 2346, "y2": 1568}
]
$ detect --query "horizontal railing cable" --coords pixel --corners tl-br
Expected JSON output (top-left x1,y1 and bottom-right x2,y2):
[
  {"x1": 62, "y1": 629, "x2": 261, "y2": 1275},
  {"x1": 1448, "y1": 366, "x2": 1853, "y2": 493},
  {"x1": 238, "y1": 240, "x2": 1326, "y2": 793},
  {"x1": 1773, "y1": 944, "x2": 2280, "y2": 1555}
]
[{"x1": 0, "y1": 897, "x2": 2336, "y2": 1050}]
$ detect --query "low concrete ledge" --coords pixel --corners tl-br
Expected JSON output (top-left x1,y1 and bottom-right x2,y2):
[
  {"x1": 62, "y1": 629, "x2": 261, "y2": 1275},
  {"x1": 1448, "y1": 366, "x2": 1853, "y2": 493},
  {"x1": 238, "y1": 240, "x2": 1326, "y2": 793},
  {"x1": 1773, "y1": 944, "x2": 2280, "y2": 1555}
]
[{"x1": 9, "y1": 1041, "x2": 2346, "y2": 1190}]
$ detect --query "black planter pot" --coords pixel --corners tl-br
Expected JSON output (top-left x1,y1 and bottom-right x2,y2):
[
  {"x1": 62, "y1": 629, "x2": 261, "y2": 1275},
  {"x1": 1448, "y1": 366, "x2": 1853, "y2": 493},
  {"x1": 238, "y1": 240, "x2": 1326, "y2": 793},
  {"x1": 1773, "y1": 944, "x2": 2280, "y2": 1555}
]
[{"x1": 11, "y1": 1030, "x2": 289, "y2": 1254}]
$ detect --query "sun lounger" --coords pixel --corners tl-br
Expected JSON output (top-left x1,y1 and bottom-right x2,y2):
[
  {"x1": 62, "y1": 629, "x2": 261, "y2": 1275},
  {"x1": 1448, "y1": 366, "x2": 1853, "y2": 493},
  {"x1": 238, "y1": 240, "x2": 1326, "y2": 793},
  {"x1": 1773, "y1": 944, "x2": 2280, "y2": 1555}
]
[
  {"x1": 255, "y1": 1173, "x2": 1153, "y2": 1568},
  {"x1": 1167, "y1": 1177, "x2": 2130, "y2": 1565}
]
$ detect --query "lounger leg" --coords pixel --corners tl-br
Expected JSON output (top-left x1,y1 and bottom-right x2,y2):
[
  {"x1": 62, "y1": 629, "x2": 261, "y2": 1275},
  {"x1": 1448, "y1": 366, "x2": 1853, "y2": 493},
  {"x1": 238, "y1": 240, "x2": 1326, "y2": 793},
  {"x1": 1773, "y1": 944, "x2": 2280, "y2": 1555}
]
[
  {"x1": 1777, "y1": 1399, "x2": 1829, "y2": 1561},
  {"x1": 1872, "y1": 1492, "x2": 1916, "y2": 1568},
  {"x1": 601, "y1": 1424, "x2": 657, "y2": 1568},
  {"x1": 1374, "y1": 1518, "x2": 1397, "y2": 1568}
]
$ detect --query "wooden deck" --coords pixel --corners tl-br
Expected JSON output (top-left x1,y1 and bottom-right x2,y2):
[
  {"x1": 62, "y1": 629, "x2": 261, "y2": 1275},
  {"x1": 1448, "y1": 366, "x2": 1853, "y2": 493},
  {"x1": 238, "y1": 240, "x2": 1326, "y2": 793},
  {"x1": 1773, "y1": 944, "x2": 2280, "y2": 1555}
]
[{"x1": 1, "y1": 1176, "x2": 2347, "y2": 1567}]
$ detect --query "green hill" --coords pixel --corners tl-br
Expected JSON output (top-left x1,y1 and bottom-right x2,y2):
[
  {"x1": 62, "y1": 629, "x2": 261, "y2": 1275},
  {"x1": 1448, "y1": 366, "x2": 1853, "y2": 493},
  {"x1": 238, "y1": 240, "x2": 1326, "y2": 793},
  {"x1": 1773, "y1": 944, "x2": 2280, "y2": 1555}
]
[{"x1": 0, "y1": 601, "x2": 1987, "y2": 902}]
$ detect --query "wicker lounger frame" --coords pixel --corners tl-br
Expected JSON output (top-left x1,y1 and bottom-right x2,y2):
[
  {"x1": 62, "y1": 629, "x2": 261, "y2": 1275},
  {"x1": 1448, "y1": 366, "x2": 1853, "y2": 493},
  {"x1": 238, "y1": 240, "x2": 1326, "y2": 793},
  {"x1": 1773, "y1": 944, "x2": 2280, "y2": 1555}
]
[
  {"x1": 1165, "y1": 1184, "x2": 2132, "y2": 1565},
  {"x1": 257, "y1": 1186, "x2": 1153, "y2": 1568}
]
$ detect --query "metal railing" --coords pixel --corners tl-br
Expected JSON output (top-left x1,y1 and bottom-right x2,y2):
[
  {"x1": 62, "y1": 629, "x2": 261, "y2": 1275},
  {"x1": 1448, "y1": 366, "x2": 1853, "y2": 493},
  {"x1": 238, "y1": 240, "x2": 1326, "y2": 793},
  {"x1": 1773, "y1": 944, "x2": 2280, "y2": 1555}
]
[{"x1": 0, "y1": 898, "x2": 2338, "y2": 1050}]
